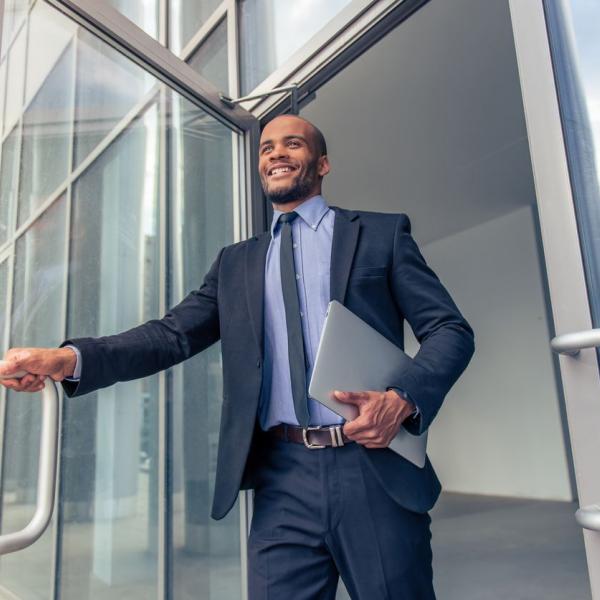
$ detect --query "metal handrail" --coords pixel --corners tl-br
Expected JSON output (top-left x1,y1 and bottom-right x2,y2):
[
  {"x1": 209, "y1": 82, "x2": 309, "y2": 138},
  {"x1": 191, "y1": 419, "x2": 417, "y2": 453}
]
[
  {"x1": 550, "y1": 328, "x2": 600, "y2": 356},
  {"x1": 0, "y1": 363, "x2": 59, "y2": 556},
  {"x1": 575, "y1": 505, "x2": 600, "y2": 532}
]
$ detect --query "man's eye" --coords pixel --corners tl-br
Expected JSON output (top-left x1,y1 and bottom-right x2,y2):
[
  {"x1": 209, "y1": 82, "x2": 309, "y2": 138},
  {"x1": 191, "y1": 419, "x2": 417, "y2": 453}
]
[
  {"x1": 261, "y1": 145, "x2": 272, "y2": 153},
  {"x1": 288, "y1": 141, "x2": 299, "y2": 147}
]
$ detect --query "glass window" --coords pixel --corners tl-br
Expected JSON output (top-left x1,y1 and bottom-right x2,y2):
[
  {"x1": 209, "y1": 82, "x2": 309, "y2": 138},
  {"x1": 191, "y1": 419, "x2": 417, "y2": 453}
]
[
  {"x1": 1, "y1": 0, "x2": 28, "y2": 58},
  {"x1": 0, "y1": 259, "x2": 7, "y2": 345},
  {"x1": 105, "y1": 0, "x2": 159, "y2": 41},
  {"x1": 4, "y1": 24, "x2": 26, "y2": 133},
  {"x1": 169, "y1": 95, "x2": 238, "y2": 600},
  {"x1": 239, "y1": 0, "x2": 352, "y2": 94},
  {"x1": 169, "y1": 0, "x2": 222, "y2": 55},
  {"x1": 17, "y1": 42, "x2": 74, "y2": 228},
  {"x1": 0, "y1": 125, "x2": 20, "y2": 246},
  {"x1": 26, "y1": 0, "x2": 78, "y2": 106},
  {"x1": 0, "y1": 60, "x2": 7, "y2": 137},
  {"x1": 60, "y1": 105, "x2": 160, "y2": 600},
  {"x1": 544, "y1": 0, "x2": 600, "y2": 353},
  {"x1": 74, "y1": 28, "x2": 154, "y2": 168},
  {"x1": 1, "y1": 196, "x2": 67, "y2": 599},
  {"x1": 188, "y1": 18, "x2": 229, "y2": 93}
]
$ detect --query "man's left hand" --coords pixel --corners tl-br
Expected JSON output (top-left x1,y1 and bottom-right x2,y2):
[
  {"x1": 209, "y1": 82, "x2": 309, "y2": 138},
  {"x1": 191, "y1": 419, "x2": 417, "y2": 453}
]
[{"x1": 334, "y1": 389, "x2": 415, "y2": 448}]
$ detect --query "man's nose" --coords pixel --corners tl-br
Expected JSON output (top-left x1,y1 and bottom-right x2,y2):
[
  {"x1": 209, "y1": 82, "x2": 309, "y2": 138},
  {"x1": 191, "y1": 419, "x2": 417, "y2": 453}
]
[{"x1": 270, "y1": 143, "x2": 288, "y2": 158}]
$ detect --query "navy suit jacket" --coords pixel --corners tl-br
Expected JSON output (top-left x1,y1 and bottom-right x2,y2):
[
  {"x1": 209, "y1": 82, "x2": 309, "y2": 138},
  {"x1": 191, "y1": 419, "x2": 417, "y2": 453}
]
[{"x1": 60, "y1": 205, "x2": 474, "y2": 520}]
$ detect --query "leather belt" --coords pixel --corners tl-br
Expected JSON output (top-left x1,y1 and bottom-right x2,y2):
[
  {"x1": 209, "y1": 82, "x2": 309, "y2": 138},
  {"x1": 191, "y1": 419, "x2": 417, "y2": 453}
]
[{"x1": 268, "y1": 424, "x2": 353, "y2": 449}]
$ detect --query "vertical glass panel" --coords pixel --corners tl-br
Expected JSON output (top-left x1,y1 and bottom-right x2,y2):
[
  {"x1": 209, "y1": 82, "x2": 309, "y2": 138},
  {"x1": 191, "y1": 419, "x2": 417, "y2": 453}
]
[
  {"x1": 169, "y1": 0, "x2": 221, "y2": 55},
  {"x1": 169, "y1": 96, "x2": 238, "y2": 600},
  {"x1": 17, "y1": 42, "x2": 74, "y2": 228},
  {"x1": 1, "y1": 0, "x2": 28, "y2": 58},
  {"x1": 239, "y1": 0, "x2": 352, "y2": 94},
  {"x1": 3, "y1": 24, "x2": 26, "y2": 133},
  {"x1": 0, "y1": 60, "x2": 7, "y2": 137},
  {"x1": 544, "y1": 0, "x2": 600, "y2": 354},
  {"x1": 0, "y1": 259, "x2": 7, "y2": 345},
  {"x1": 60, "y1": 105, "x2": 160, "y2": 600},
  {"x1": 74, "y1": 28, "x2": 154, "y2": 168},
  {"x1": 0, "y1": 125, "x2": 20, "y2": 246},
  {"x1": 1, "y1": 196, "x2": 67, "y2": 599},
  {"x1": 105, "y1": 0, "x2": 159, "y2": 41},
  {"x1": 188, "y1": 18, "x2": 229, "y2": 93},
  {"x1": 26, "y1": 0, "x2": 78, "y2": 106}
]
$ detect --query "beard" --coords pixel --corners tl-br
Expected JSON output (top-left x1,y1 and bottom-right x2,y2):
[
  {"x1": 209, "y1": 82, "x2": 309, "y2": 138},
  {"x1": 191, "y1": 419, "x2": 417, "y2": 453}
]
[{"x1": 262, "y1": 160, "x2": 318, "y2": 205}]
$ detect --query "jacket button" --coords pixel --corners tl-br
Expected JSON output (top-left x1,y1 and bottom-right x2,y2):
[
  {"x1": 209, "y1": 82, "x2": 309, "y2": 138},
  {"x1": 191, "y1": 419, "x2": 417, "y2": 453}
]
[{"x1": 256, "y1": 359, "x2": 261, "y2": 368}]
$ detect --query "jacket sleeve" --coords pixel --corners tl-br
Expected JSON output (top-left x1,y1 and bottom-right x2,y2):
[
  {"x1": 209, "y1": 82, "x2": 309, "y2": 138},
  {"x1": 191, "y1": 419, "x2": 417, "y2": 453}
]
[
  {"x1": 389, "y1": 214, "x2": 474, "y2": 434},
  {"x1": 60, "y1": 246, "x2": 225, "y2": 398}
]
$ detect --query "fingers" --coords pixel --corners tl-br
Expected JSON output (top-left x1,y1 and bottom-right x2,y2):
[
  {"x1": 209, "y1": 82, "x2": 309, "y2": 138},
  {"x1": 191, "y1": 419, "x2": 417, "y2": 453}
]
[
  {"x1": 333, "y1": 390, "x2": 372, "y2": 406},
  {"x1": 0, "y1": 373, "x2": 46, "y2": 393}
]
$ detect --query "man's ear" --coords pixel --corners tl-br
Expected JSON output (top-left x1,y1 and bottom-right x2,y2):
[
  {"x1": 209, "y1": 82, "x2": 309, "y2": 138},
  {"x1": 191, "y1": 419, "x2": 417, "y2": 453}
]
[{"x1": 317, "y1": 155, "x2": 330, "y2": 177}]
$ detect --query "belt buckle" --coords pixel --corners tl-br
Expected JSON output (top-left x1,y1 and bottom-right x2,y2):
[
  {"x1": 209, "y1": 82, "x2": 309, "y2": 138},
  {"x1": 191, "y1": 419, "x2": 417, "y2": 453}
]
[
  {"x1": 302, "y1": 426, "x2": 326, "y2": 449},
  {"x1": 328, "y1": 425, "x2": 345, "y2": 448}
]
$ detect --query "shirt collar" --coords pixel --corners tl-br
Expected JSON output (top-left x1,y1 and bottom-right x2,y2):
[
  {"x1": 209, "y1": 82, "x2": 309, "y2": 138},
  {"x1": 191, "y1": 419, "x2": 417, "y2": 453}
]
[{"x1": 270, "y1": 194, "x2": 330, "y2": 237}]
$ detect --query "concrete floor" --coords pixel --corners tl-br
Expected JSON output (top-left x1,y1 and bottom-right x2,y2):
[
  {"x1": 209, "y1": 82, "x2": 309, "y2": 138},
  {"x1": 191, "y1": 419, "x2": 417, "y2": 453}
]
[{"x1": 336, "y1": 492, "x2": 591, "y2": 599}]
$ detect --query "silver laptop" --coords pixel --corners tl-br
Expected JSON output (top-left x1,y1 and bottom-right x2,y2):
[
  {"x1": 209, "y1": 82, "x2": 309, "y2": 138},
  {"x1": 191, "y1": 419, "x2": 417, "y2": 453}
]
[{"x1": 308, "y1": 300, "x2": 428, "y2": 468}]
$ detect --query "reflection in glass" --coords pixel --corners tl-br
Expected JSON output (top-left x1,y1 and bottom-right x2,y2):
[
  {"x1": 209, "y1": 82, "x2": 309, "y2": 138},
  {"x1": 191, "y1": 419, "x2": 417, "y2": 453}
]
[
  {"x1": 74, "y1": 28, "x2": 154, "y2": 167},
  {"x1": 239, "y1": 0, "x2": 352, "y2": 93},
  {"x1": 0, "y1": 260, "x2": 7, "y2": 345},
  {"x1": 1, "y1": 196, "x2": 67, "y2": 599},
  {"x1": 4, "y1": 24, "x2": 26, "y2": 133},
  {"x1": 0, "y1": 126, "x2": 20, "y2": 246},
  {"x1": 26, "y1": 0, "x2": 78, "y2": 106},
  {"x1": 18, "y1": 42, "x2": 74, "y2": 227},
  {"x1": 105, "y1": 0, "x2": 159, "y2": 41},
  {"x1": 169, "y1": 96, "x2": 239, "y2": 600},
  {"x1": 188, "y1": 18, "x2": 229, "y2": 93},
  {"x1": 169, "y1": 0, "x2": 221, "y2": 55},
  {"x1": 60, "y1": 105, "x2": 160, "y2": 600},
  {"x1": 1, "y1": 0, "x2": 28, "y2": 57}
]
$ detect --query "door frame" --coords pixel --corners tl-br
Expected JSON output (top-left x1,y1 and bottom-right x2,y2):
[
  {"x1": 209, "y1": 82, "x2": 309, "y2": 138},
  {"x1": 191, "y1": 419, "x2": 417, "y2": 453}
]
[{"x1": 250, "y1": 0, "x2": 600, "y2": 596}]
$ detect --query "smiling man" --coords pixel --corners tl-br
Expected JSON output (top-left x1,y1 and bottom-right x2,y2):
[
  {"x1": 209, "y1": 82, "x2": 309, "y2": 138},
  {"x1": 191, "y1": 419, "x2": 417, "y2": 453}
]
[{"x1": 0, "y1": 114, "x2": 474, "y2": 599}]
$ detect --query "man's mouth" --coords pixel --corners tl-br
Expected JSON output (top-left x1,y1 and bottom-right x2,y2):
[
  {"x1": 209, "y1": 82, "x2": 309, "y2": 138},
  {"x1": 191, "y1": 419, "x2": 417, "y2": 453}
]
[{"x1": 267, "y1": 165, "x2": 297, "y2": 178}]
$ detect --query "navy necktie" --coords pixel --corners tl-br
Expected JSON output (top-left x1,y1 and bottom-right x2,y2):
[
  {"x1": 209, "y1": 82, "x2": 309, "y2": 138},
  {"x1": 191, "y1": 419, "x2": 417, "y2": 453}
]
[{"x1": 278, "y1": 211, "x2": 310, "y2": 427}]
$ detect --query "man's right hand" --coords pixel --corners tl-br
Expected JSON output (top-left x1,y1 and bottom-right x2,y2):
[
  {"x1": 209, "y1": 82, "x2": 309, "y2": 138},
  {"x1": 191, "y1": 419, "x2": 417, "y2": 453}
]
[{"x1": 0, "y1": 347, "x2": 77, "y2": 393}]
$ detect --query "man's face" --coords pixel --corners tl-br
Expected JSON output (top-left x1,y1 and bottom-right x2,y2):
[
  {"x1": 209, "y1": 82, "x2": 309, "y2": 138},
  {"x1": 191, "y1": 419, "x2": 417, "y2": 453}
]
[{"x1": 258, "y1": 116, "x2": 329, "y2": 205}]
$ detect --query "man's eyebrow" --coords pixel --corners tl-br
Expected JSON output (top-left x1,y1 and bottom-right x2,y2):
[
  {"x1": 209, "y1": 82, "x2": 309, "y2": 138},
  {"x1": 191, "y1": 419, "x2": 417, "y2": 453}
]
[{"x1": 259, "y1": 135, "x2": 308, "y2": 148}]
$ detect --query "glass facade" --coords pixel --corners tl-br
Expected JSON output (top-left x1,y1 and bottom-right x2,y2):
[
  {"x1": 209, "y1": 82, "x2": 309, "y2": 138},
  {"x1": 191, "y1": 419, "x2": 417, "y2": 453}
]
[
  {"x1": 239, "y1": 0, "x2": 353, "y2": 94},
  {"x1": 544, "y1": 0, "x2": 600, "y2": 352},
  {"x1": 0, "y1": 1, "x2": 241, "y2": 598}
]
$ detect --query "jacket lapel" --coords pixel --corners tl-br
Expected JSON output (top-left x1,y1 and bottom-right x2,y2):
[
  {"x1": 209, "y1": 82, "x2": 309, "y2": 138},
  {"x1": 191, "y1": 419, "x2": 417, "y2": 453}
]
[
  {"x1": 245, "y1": 230, "x2": 271, "y2": 357},
  {"x1": 329, "y1": 206, "x2": 361, "y2": 303}
]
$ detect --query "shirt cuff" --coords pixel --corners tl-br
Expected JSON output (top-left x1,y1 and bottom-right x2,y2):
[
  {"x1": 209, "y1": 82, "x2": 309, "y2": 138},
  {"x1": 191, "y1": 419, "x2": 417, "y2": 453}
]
[{"x1": 63, "y1": 344, "x2": 82, "y2": 380}]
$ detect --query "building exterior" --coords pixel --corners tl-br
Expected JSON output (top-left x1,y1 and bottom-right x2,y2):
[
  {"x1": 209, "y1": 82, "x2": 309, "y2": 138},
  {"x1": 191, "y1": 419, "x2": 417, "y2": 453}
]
[{"x1": 0, "y1": 0, "x2": 599, "y2": 598}]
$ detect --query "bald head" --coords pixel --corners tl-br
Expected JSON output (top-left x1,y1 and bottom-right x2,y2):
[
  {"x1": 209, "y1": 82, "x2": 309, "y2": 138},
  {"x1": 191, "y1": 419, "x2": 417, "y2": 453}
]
[{"x1": 263, "y1": 115, "x2": 327, "y2": 158}]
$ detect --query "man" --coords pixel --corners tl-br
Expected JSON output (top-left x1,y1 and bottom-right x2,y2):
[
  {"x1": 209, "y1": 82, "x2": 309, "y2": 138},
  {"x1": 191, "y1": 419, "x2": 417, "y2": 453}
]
[{"x1": 0, "y1": 115, "x2": 474, "y2": 598}]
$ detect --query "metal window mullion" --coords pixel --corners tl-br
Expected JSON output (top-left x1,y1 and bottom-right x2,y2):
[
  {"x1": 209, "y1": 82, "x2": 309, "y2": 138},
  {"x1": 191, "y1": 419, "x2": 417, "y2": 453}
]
[
  {"x1": 157, "y1": 85, "x2": 169, "y2": 600},
  {"x1": 50, "y1": 27, "x2": 78, "y2": 600},
  {"x1": 45, "y1": 0, "x2": 254, "y2": 132},
  {"x1": 0, "y1": 112, "x2": 21, "y2": 542},
  {"x1": 179, "y1": 1, "x2": 227, "y2": 63}
]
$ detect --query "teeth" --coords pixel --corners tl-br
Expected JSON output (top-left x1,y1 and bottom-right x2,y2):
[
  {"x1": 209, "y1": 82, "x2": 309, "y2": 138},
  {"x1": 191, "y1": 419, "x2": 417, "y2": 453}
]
[{"x1": 270, "y1": 166, "x2": 293, "y2": 176}]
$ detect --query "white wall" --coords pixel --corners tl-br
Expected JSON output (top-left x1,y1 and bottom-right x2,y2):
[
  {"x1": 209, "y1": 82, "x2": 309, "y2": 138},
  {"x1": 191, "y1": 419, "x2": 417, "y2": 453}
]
[{"x1": 406, "y1": 206, "x2": 573, "y2": 500}]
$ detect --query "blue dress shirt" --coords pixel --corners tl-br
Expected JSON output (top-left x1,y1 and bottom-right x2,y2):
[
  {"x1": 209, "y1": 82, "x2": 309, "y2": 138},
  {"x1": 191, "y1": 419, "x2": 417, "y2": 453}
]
[{"x1": 259, "y1": 194, "x2": 343, "y2": 429}]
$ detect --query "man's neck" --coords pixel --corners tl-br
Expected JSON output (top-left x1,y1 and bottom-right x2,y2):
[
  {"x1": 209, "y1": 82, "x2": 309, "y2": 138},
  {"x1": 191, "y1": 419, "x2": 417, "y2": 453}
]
[{"x1": 271, "y1": 190, "x2": 322, "y2": 213}]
